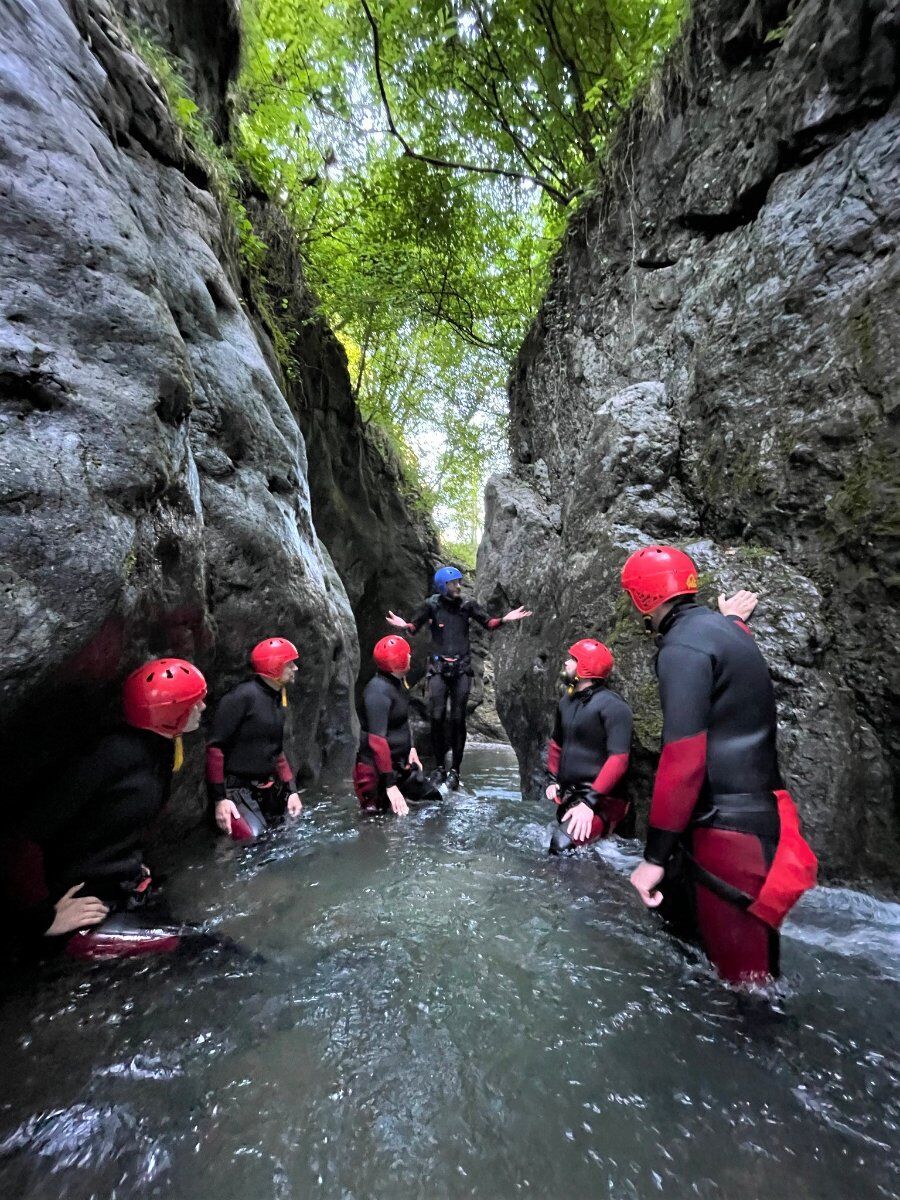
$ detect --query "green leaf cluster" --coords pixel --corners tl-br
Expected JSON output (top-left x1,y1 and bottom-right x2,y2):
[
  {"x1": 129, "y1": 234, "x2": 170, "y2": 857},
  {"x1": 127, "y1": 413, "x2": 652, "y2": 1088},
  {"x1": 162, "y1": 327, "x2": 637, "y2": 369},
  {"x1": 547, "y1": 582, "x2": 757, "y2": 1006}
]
[{"x1": 136, "y1": 2, "x2": 687, "y2": 559}]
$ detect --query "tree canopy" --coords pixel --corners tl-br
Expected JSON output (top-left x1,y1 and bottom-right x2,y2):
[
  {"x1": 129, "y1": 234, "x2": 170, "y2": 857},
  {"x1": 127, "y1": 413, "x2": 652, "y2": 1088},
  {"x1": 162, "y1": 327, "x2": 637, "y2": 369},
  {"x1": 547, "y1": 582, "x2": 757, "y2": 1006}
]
[{"x1": 234, "y1": 0, "x2": 685, "y2": 554}]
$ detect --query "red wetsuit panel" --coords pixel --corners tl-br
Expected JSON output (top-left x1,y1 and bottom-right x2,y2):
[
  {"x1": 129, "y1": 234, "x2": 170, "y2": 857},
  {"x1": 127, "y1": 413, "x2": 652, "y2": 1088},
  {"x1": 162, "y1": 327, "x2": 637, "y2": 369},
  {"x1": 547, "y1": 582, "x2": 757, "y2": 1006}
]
[
  {"x1": 591, "y1": 752, "x2": 629, "y2": 796},
  {"x1": 547, "y1": 739, "x2": 561, "y2": 777},
  {"x1": 649, "y1": 732, "x2": 708, "y2": 831},
  {"x1": 367, "y1": 734, "x2": 393, "y2": 775},
  {"x1": 692, "y1": 827, "x2": 778, "y2": 984}
]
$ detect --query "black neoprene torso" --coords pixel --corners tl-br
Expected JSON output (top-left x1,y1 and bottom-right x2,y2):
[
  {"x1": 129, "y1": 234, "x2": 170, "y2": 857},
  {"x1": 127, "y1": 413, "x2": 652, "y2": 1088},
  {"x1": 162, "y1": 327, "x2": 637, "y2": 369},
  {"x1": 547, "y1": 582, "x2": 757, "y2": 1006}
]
[
  {"x1": 32, "y1": 726, "x2": 175, "y2": 900},
  {"x1": 357, "y1": 672, "x2": 412, "y2": 769},
  {"x1": 655, "y1": 602, "x2": 783, "y2": 800},
  {"x1": 207, "y1": 677, "x2": 288, "y2": 779},
  {"x1": 551, "y1": 685, "x2": 633, "y2": 789},
  {"x1": 408, "y1": 594, "x2": 497, "y2": 661}
]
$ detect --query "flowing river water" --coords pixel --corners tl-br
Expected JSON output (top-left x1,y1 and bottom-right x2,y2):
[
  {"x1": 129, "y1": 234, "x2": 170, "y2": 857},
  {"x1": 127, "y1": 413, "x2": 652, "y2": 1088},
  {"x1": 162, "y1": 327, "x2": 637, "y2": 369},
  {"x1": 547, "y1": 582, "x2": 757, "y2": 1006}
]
[{"x1": 1, "y1": 744, "x2": 897, "y2": 1200}]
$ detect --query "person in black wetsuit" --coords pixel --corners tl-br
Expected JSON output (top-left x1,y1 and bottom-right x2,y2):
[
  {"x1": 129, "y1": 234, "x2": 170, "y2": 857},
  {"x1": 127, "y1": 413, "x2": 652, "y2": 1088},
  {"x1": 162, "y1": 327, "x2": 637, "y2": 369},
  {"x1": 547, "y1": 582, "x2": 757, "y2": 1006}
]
[
  {"x1": 206, "y1": 638, "x2": 303, "y2": 840},
  {"x1": 546, "y1": 639, "x2": 633, "y2": 854},
  {"x1": 353, "y1": 636, "x2": 442, "y2": 814},
  {"x1": 386, "y1": 565, "x2": 532, "y2": 789},
  {"x1": 7, "y1": 658, "x2": 208, "y2": 959},
  {"x1": 622, "y1": 545, "x2": 818, "y2": 985}
]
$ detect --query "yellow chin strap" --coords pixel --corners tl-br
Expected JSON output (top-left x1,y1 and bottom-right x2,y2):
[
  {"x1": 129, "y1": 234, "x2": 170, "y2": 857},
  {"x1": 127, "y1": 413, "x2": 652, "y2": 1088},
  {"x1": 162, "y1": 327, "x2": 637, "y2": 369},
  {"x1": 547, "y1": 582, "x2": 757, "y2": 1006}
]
[
  {"x1": 173, "y1": 736, "x2": 184, "y2": 773},
  {"x1": 281, "y1": 687, "x2": 288, "y2": 708}
]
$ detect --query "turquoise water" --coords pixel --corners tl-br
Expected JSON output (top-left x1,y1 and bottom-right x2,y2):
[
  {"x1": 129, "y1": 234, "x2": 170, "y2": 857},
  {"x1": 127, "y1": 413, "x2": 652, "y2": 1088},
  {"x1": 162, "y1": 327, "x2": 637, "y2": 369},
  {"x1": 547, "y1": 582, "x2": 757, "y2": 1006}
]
[{"x1": 1, "y1": 744, "x2": 897, "y2": 1199}]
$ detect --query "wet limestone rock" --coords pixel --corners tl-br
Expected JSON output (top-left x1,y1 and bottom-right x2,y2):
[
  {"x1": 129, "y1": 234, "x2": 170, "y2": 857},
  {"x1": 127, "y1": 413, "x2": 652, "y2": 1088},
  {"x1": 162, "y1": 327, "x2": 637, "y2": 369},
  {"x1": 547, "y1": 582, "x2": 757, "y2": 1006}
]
[
  {"x1": 0, "y1": 0, "x2": 359, "y2": 805},
  {"x1": 478, "y1": 0, "x2": 899, "y2": 887}
]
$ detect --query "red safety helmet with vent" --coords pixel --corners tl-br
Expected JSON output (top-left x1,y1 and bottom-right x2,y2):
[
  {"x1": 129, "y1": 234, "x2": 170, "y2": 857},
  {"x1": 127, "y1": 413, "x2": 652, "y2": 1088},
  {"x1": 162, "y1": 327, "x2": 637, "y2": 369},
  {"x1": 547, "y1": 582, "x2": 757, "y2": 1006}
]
[
  {"x1": 122, "y1": 658, "x2": 207, "y2": 736},
  {"x1": 568, "y1": 639, "x2": 614, "y2": 680},
  {"x1": 621, "y1": 545, "x2": 699, "y2": 614},
  {"x1": 373, "y1": 635, "x2": 411, "y2": 673},
  {"x1": 250, "y1": 637, "x2": 299, "y2": 678}
]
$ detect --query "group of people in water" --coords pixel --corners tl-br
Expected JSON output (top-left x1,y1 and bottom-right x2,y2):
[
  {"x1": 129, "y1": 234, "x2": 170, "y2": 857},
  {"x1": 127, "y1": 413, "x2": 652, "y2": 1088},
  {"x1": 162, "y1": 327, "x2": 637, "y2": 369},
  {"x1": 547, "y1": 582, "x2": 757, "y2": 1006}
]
[{"x1": 2, "y1": 543, "x2": 818, "y2": 988}]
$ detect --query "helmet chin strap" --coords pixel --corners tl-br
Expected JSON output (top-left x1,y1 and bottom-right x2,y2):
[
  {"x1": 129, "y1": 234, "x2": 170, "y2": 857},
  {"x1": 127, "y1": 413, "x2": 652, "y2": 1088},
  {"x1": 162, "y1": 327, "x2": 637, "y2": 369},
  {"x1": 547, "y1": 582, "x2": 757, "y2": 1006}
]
[
  {"x1": 173, "y1": 736, "x2": 184, "y2": 772},
  {"x1": 642, "y1": 615, "x2": 655, "y2": 636}
]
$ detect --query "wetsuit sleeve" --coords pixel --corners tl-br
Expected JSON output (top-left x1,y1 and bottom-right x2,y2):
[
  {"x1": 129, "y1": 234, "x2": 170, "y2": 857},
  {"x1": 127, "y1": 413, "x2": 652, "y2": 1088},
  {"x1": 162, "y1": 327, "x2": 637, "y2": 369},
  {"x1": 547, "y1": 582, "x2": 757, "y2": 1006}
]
[
  {"x1": 363, "y1": 687, "x2": 398, "y2": 787},
  {"x1": 725, "y1": 615, "x2": 754, "y2": 636},
  {"x1": 644, "y1": 645, "x2": 712, "y2": 866},
  {"x1": 465, "y1": 600, "x2": 503, "y2": 632},
  {"x1": 275, "y1": 753, "x2": 296, "y2": 789},
  {"x1": 547, "y1": 705, "x2": 563, "y2": 779},
  {"x1": 406, "y1": 603, "x2": 431, "y2": 634},
  {"x1": 205, "y1": 689, "x2": 248, "y2": 803},
  {"x1": 590, "y1": 698, "x2": 632, "y2": 798}
]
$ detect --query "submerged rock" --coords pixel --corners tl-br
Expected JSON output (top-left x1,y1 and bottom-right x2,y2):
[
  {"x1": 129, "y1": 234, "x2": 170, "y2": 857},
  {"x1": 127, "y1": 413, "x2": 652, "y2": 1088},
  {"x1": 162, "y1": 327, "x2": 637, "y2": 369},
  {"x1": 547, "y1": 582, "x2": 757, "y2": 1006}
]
[{"x1": 478, "y1": 0, "x2": 899, "y2": 886}]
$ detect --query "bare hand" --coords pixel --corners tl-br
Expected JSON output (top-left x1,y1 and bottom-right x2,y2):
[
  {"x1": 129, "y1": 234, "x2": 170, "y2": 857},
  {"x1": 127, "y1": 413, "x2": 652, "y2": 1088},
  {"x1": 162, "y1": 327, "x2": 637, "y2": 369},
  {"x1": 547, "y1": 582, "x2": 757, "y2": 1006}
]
[
  {"x1": 386, "y1": 785, "x2": 409, "y2": 816},
  {"x1": 563, "y1": 801, "x2": 595, "y2": 843},
  {"x1": 630, "y1": 861, "x2": 665, "y2": 908},
  {"x1": 408, "y1": 747, "x2": 422, "y2": 769},
  {"x1": 546, "y1": 782, "x2": 560, "y2": 804},
  {"x1": 503, "y1": 606, "x2": 533, "y2": 622},
  {"x1": 386, "y1": 611, "x2": 409, "y2": 630},
  {"x1": 286, "y1": 792, "x2": 303, "y2": 817},
  {"x1": 718, "y1": 590, "x2": 758, "y2": 621},
  {"x1": 215, "y1": 799, "x2": 241, "y2": 836},
  {"x1": 45, "y1": 884, "x2": 109, "y2": 937}
]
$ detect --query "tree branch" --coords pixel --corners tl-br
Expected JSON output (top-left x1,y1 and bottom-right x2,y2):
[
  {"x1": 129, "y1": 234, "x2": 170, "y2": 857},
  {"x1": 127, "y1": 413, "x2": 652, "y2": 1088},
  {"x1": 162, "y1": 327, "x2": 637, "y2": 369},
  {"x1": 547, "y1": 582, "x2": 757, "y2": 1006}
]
[{"x1": 358, "y1": 0, "x2": 571, "y2": 204}]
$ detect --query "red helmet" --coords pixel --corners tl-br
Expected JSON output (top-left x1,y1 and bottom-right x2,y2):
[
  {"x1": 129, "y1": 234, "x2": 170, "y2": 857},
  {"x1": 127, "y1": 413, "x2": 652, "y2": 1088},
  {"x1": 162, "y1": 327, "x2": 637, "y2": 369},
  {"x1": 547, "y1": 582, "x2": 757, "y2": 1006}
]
[
  {"x1": 621, "y1": 545, "x2": 699, "y2": 614},
  {"x1": 250, "y1": 637, "x2": 299, "y2": 677},
  {"x1": 568, "y1": 639, "x2": 614, "y2": 680},
  {"x1": 373, "y1": 635, "x2": 411, "y2": 673},
  {"x1": 122, "y1": 658, "x2": 207, "y2": 736}
]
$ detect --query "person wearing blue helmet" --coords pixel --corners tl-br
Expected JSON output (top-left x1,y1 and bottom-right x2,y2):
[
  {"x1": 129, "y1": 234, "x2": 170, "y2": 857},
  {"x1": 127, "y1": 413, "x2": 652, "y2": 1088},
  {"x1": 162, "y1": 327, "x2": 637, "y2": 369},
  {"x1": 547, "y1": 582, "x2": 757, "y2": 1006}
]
[{"x1": 386, "y1": 566, "x2": 532, "y2": 788}]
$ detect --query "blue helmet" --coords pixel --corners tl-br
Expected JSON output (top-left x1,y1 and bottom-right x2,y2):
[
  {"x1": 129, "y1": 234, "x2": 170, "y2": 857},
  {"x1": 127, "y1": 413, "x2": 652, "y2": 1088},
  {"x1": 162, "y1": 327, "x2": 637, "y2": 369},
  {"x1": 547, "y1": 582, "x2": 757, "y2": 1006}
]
[{"x1": 434, "y1": 566, "x2": 463, "y2": 595}]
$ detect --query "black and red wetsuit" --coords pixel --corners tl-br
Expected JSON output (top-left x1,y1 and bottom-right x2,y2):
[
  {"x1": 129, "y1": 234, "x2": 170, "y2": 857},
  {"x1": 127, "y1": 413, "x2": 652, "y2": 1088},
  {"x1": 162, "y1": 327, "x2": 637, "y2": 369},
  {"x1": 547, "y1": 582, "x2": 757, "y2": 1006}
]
[
  {"x1": 547, "y1": 684, "x2": 633, "y2": 853},
  {"x1": 33, "y1": 726, "x2": 175, "y2": 903},
  {"x1": 405, "y1": 594, "x2": 503, "y2": 772},
  {"x1": 205, "y1": 677, "x2": 296, "y2": 834},
  {"x1": 647, "y1": 600, "x2": 793, "y2": 984},
  {"x1": 1, "y1": 726, "x2": 183, "y2": 958},
  {"x1": 353, "y1": 671, "x2": 440, "y2": 810}
]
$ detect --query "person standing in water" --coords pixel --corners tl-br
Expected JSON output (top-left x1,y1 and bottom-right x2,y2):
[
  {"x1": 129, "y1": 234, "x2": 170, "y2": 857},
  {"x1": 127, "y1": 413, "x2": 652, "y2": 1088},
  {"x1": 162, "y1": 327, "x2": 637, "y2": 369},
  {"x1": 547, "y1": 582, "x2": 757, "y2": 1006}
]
[
  {"x1": 546, "y1": 639, "x2": 633, "y2": 854},
  {"x1": 353, "y1": 635, "x2": 442, "y2": 814},
  {"x1": 622, "y1": 545, "x2": 817, "y2": 985},
  {"x1": 7, "y1": 658, "x2": 208, "y2": 958},
  {"x1": 387, "y1": 566, "x2": 532, "y2": 789},
  {"x1": 207, "y1": 638, "x2": 303, "y2": 841}
]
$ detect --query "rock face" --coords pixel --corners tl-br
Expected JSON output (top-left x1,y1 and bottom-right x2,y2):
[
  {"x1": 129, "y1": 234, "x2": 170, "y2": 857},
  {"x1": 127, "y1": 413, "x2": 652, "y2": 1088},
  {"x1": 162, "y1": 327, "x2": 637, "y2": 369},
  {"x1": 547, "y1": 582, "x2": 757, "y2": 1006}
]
[
  {"x1": 478, "y1": 0, "x2": 899, "y2": 886},
  {"x1": 0, "y1": 0, "x2": 368, "y2": 810},
  {"x1": 240, "y1": 200, "x2": 441, "y2": 691}
]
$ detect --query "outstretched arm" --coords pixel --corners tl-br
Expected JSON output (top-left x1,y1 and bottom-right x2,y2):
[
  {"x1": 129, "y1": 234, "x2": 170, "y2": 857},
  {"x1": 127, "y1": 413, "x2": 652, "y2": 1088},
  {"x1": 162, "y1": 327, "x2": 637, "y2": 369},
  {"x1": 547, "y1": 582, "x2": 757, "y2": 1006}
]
[
  {"x1": 387, "y1": 603, "x2": 430, "y2": 634},
  {"x1": 468, "y1": 600, "x2": 533, "y2": 633},
  {"x1": 718, "y1": 589, "x2": 758, "y2": 634}
]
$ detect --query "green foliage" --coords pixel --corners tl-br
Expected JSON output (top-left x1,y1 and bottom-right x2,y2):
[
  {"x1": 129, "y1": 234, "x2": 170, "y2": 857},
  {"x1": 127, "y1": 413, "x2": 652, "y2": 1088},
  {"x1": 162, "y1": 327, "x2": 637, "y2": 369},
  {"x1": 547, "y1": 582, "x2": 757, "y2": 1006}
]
[
  {"x1": 128, "y1": 25, "x2": 267, "y2": 270},
  {"x1": 137, "y1": 3, "x2": 688, "y2": 558}
]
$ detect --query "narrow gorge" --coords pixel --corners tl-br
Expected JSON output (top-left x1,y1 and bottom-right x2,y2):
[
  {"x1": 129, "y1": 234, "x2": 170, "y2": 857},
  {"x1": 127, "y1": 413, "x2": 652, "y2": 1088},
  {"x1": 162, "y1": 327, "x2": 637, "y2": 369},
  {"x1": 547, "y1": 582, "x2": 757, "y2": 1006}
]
[
  {"x1": 0, "y1": 0, "x2": 443, "y2": 816},
  {"x1": 478, "y1": 0, "x2": 899, "y2": 887}
]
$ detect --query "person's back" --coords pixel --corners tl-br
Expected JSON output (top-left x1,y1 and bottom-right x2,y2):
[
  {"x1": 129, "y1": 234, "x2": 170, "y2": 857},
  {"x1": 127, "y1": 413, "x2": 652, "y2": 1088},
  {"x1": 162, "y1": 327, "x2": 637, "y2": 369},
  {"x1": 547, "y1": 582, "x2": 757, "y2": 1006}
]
[
  {"x1": 656, "y1": 602, "x2": 781, "y2": 803},
  {"x1": 357, "y1": 671, "x2": 412, "y2": 767}
]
